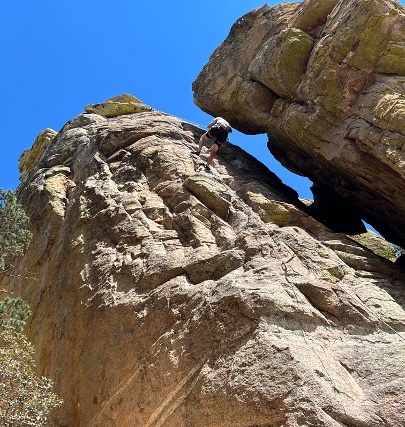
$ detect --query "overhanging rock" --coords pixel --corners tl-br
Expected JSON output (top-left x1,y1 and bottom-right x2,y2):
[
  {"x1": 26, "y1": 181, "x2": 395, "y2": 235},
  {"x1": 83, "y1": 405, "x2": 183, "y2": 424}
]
[{"x1": 193, "y1": 0, "x2": 405, "y2": 247}]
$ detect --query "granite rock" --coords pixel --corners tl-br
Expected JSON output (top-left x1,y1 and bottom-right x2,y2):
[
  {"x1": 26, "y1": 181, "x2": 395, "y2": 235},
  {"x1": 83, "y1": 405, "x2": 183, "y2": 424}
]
[{"x1": 2, "y1": 105, "x2": 404, "y2": 427}]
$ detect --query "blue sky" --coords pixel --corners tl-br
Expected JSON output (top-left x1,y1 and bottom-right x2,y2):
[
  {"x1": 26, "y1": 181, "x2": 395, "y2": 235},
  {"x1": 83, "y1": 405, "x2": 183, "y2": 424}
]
[
  {"x1": 1, "y1": 0, "x2": 314, "y2": 197},
  {"x1": 1, "y1": 1, "x2": 403, "y2": 199}
]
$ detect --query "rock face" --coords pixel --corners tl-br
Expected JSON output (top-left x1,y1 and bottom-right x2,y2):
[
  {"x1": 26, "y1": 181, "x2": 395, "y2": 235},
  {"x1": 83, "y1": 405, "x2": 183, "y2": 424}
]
[
  {"x1": 2, "y1": 103, "x2": 404, "y2": 427},
  {"x1": 19, "y1": 128, "x2": 58, "y2": 182},
  {"x1": 193, "y1": 0, "x2": 405, "y2": 248},
  {"x1": 85, "y1": 93, "x2": 153, "y2": 117}
]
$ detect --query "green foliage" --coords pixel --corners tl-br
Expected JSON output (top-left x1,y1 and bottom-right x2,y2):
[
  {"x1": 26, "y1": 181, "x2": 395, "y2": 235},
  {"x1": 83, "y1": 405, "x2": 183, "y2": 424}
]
[
  {"x1": 377, "y1": 244, "x2": 401, "y2": 262},
  {"x1": 392, "y1": 245, "x2": 405, "y2": 257},
  {"x1": 375, "y1": 243, "x2": 405, "y2": 262},
  {"x1": 0, "y1": 298, "x2": 62, "y2": 426},
  {"x1": 0, "y1": 324, "x2": 62, "y2": 426},
  {"x1": 0, "y1": 297, "x2": 31, "y2": 333},
  {"x1": 0, "y1": 189, "x2": 31, "y2": 271},
  {"x1": 0, "y1": 188, "x2": 62, "y2": 426}
]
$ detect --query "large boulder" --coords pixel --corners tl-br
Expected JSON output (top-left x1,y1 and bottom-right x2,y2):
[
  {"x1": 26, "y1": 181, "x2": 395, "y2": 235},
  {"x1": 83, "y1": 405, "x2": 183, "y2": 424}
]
[
  {"x1": 2, "y1": 103, "x2": 404, "y2": 427},
  {"x1": 193, "y1": 0, "x2": 405, "y2": 247}
]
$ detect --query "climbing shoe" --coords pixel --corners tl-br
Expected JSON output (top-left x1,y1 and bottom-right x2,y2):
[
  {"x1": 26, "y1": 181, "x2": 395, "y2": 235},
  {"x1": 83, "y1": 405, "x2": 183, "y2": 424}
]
[{"x1": 191, "y1": 151, "x2": 201, "y2": 155}]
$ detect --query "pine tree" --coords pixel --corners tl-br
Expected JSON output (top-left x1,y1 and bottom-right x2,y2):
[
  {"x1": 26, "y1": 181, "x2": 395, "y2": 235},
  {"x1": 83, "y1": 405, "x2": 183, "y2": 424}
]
[
  {"x1": 0, "y1": 189, "x2": 31, "y2": 271},
  {"x1": 0, "y1": 298, "x2": 62, "y2": 426},
  {"x1": 0, "y1": 188, "x2": 62, "y2": 426}
]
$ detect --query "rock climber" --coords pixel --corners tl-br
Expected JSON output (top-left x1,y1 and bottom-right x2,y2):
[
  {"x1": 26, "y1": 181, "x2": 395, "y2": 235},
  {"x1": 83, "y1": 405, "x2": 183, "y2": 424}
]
[{"x1": 193, "y1": 117, "x2": 232, "y2": 169}]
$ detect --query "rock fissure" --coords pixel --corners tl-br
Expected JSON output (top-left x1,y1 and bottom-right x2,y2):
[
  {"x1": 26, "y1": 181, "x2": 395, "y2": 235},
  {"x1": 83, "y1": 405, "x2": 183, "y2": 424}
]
[
  {"x1": 2, "y1": 13, "x2": 405, "y2": 423},
  {"x1": 194, "y1": 0, "x2": 405, "y2": 248}
]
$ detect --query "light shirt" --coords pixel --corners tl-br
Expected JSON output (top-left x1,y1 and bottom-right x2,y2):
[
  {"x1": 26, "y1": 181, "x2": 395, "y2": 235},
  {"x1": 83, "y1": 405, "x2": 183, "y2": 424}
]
[{"x1": 208, "y1": 117, "x2": 231, "y2": 130}]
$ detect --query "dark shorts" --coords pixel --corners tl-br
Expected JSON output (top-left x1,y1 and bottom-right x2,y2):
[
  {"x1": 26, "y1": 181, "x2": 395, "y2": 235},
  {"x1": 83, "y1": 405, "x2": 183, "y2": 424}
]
[{"x1": 206, "y1": 125, "x2": 228, "y2": 145}]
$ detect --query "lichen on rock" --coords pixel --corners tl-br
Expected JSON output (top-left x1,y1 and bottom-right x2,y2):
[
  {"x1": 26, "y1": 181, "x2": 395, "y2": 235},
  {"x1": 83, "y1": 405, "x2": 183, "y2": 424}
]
[
  {"x1": 18, "y1": 128, "x2": 58, "y2": 181},
  {"x1": 2, "y1": 99, "x2": 404, "y2": 427},
  {"x1": 85, "y1": 93, "x2": 153, "y2": 117},
  {"x1": 193, "y1": 0, "x2": 405, "y2": 249}
]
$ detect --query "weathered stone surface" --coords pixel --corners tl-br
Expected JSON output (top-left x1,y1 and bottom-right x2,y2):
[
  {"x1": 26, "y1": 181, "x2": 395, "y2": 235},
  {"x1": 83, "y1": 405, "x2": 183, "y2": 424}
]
[
  {"x1": 193, "y1": 0, "x2": 405, "y2": 248},
  {"x1": 18, "y1": 128, "x2": 58, "y2": 181},
  {"x1": 2, "y1": 106, "x2": 404, "y2": 427},
  {"x1": 85, "y1": 93, "x2": 153, "y2": 117},
  {"x1": 351, "y1": 230, "x2": 399, "y2": 262}
]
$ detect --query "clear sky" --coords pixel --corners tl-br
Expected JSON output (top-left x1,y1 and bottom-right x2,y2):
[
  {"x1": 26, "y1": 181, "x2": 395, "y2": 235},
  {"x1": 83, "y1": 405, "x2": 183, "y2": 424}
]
[{"x1": 1, "y1": 1, "x2": 404, "y2": 199}]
